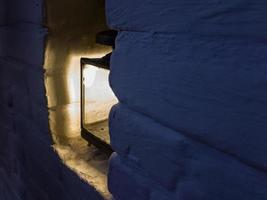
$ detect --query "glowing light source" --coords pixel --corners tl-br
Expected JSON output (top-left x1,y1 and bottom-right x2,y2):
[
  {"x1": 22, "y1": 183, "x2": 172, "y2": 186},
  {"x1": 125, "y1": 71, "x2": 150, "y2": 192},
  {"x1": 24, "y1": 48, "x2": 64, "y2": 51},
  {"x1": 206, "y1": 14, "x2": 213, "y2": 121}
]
[
  {"x1": 67, "y1": 53, "x2": 111, "y2": 103},
  {"x1": 81, "y1": 62, "x2": 118, "y2": 146},
  {"x1": 83, "y1": 66, "x2": 97, "y2": 88},
  {"x1": 83, "y1": 64, "x2": 116, "y2": 102}
]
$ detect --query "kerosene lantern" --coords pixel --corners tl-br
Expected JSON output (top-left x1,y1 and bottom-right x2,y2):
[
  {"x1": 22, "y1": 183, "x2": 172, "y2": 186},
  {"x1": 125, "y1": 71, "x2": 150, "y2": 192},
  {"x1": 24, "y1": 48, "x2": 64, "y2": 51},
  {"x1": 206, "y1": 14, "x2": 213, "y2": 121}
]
[{"x1": 80, "y1": 30, "x2": 117, "y2": 154}]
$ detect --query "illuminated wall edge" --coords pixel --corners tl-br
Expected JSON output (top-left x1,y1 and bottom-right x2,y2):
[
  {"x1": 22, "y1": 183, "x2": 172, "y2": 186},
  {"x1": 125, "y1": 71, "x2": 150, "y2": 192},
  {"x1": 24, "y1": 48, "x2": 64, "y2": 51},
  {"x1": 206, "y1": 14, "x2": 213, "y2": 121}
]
[{"x1": 44, "y1": 0, "x2": 111, "y2": 140}]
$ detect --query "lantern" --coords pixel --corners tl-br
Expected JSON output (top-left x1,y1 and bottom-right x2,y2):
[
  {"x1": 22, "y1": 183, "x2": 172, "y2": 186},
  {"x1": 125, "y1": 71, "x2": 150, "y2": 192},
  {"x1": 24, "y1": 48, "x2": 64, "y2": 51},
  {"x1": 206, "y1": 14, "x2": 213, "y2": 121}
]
[{"x1": 80, "y1": 31, "x2": 117, "y2": 154}]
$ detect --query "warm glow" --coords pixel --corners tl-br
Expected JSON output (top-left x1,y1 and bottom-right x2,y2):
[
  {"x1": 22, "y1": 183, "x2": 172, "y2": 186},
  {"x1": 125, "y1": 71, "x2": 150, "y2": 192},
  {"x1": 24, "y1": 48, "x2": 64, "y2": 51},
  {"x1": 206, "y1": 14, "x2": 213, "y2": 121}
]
[
  {"x1": 83, "y1": 64, "x2": 118, "y2": 122},
  {"x1": 82, "y1": 64, "x2": 118, "y2": 144},
  {"x1": 43, "y1": 1, "x2": 113, "y2": 197},
  {"x1": 67, "y1": 53, "x2": 111, "y2": 103},
  {"x1": 84, "y1": 64, "x2": 116, "y2": 102},
  {"x1": 83, "y1": 66, "x2": 97, "y2": 88}
]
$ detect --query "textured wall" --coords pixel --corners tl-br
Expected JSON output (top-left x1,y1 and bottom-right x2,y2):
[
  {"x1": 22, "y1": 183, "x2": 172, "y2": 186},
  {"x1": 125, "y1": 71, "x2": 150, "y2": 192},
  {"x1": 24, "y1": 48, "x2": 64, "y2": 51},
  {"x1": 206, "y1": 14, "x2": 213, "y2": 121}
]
[
  {"x1": 0, "y1": 0, "x2": 104, "y2": 199},
  {"x1": 0, "y1": 0, "x2": 7, "y2": 57},
  {"x1": 107, "y1": 1, "x2": 267, "y2": 199},
  {"x1": 44, "y1": 0, "x2": 109, "y2": 107},
  {"x1": 44, "y1": 0, "x2": 111, "y2": 140}
]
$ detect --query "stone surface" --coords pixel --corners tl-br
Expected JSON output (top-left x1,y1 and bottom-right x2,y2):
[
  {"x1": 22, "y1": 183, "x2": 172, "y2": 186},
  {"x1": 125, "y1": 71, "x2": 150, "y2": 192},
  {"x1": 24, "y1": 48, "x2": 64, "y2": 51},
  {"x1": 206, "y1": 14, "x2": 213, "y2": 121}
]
[
  {"x1": 106, "y1": 0, "x2": 267, "y2": 37},
  {"x1": 6, "y1": 0, "x2": 43, "y2": 24},
  {"x1": 0, "y1": 27, "x2": 7, "y2": 57},
  {"x1": 110, "y1": 31, "x2": 267, "y2": 170},
  {"x1": 54, "y1": 137, "x2": 112, "y2": 199},
  {"x1": 110, "y1": 104, "x2": 267, "y2": 200},
  {"x1": 108, "y1": 154, "x2": 150, "y2": 200},
  {"x1": 110, "y1": 104, "x2": 186, "y2": 190},
  {"x1": 107, "y1": 0, "x2": 267, "y2": 199},
  {"x1": 6, "y1": 24, "x2": 47, "y2": 67}
]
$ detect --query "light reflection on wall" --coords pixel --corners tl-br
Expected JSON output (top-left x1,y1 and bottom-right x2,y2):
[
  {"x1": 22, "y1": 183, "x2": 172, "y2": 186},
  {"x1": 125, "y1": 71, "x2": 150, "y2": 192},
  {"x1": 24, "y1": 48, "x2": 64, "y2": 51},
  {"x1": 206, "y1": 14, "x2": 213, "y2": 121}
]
[
  {"x1": 44, "y1": 0, "x2": 111, "y2": 141},
  {"x1": 45, "y1": 52, "x2": 111, "y2": 141},
  {"x1": 43, "y1": 1, "x2": 113, "y2": 197}
]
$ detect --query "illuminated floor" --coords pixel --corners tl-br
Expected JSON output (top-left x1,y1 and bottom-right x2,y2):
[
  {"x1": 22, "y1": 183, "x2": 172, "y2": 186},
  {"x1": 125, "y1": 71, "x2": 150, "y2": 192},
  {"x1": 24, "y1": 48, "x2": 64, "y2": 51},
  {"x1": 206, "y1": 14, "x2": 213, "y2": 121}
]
[
  {"x1": 53, "y1": 136, "x2": 112, "y2": 199},
  {"x1": 49, "y1": 103, "x2": 112, "y2": 199}
]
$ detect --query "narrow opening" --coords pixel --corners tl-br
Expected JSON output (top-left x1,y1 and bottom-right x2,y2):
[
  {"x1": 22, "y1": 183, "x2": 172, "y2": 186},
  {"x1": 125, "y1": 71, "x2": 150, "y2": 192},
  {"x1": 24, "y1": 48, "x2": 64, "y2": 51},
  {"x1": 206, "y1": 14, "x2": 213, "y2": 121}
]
[{"x1": 44, "y1": 0, "x2": 114, "y2": 198}]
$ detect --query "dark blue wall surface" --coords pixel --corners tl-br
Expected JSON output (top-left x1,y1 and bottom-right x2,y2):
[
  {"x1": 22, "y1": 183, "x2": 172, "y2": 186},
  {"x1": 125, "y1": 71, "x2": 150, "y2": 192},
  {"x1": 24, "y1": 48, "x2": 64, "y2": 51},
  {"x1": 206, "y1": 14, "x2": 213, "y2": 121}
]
[
  {"x1": 0, "y1": 1, "x2": 104, "y2": 199},
  {"x1": 107, "y1": 1, "x2": 267, "y2": 199}
]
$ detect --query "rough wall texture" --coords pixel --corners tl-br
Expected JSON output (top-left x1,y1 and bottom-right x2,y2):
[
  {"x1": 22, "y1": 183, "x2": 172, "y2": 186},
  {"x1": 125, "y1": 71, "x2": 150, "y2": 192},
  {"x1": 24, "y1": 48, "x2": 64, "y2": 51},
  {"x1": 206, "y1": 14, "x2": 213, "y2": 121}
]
[
  {"x1": 0, "y1": 1, "x2": 103, "y2": 199},
  {"x1": 44, "y1": 0, "x2": 110, "y2": 140},
  {"x1": 107, "y1": 1, "x2": 267, "y2": 200}
]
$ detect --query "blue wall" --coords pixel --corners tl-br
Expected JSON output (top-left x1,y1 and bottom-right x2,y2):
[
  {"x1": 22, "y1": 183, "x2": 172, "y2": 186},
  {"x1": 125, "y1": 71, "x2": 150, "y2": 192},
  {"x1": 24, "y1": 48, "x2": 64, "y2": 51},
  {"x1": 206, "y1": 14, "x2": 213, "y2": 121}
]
[
  {"x1": 107, "y1": 1, "x2": 267, "y2": 199},
  {"x1": 0, "y1": 1, "x2": 104, "y2": 199}
]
